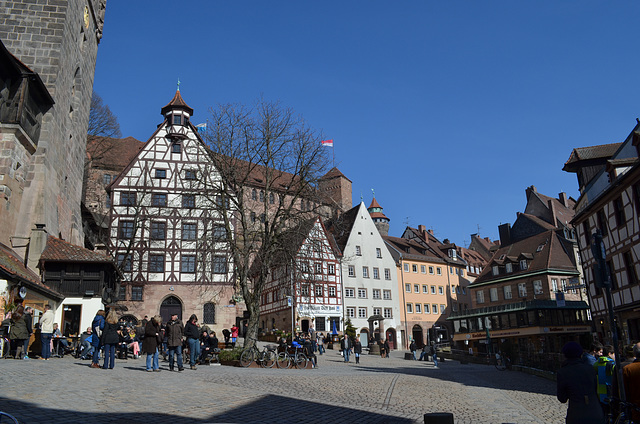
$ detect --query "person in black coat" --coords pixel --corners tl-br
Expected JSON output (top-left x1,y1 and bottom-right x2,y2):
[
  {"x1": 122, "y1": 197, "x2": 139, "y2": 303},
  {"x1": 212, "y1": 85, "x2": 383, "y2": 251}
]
[
  {"x1": 142, "y1": 316, "x2": 162, "y2": 372},
  {"x1": 184, "y1": 314, "x2": 200, "y2": 369},
  {"x1": 101, "y1": 310, "x2": 120, "y2": 369},
  {"x1": 557, "y1": 341, "x2": 605, "y2": 424},
  {"x1": 354, "y1": 340, "x2": 363, "y2": 364}
]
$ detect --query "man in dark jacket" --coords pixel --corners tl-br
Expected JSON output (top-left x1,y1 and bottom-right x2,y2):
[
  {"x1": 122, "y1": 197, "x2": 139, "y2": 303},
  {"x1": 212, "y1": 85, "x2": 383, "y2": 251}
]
[
  {"x1": 165, "y1": 313, "x2": 184, "y2": 372},
  {"x1": 142, "y1": 316, "x2": 162, "y2": 372}
]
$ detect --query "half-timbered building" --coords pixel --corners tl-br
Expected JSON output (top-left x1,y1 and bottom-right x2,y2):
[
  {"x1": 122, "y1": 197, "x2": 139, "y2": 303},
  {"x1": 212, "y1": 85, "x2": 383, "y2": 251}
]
[
  {"x1": 564, "y1": 123, "x2": 640, "y2": 343},
  {"x1": 259, "y1": 217, "x2": 342, "y2": 335},
  {"x1": 108, "y1": 90, "x2": 236, "y2": 327}
]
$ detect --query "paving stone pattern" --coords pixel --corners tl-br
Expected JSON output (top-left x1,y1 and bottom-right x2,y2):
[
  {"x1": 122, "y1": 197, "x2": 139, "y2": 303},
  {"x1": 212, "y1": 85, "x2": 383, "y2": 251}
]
[{"x1": 0, "y1": 351, "x2": 567, "y2": 423}]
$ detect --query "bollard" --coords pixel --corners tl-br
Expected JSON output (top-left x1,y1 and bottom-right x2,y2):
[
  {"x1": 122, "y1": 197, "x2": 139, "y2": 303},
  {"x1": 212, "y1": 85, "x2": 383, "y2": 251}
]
[{"x1": 424, "y1": 412, "x2": 454, "y2": 424}]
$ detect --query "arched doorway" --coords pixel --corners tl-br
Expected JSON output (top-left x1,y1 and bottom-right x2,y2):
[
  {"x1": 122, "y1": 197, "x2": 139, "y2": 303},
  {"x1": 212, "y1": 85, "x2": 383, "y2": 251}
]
[
  {"x1": 301, "y1": 318, "x2": 310, "y2": 333},
  {"x1": 412, "y1": 324, "x2": 424, "y2": 348},
  {"x1": 120, "y1": 314, "x2": 139, "y2": 326},
  {"x1": 385, "y1": 328, "x2": 397, "y2": 350},
  {"x1": 359, "y1": 329, "x2": 369, "y2": 346},
  {"x1": 160, "y1": 296, "x2": 182, "y2": 324}
]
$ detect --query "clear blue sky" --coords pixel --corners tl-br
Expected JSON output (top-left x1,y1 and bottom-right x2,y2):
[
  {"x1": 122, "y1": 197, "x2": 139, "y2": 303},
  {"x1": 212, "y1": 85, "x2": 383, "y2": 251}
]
[{"x1": 93, "y1": 1, "x2": 640, "y2": 247}]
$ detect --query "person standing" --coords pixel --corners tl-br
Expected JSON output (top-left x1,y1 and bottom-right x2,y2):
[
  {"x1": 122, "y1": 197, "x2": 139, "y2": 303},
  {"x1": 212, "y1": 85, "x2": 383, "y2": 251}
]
[
  {"x1": 39, "y1": 304, "x2": 55, "y2": 360},
  {"x1": 142, "y1": 315, "x2": 162, "y2": 372},
  {"x1": 383, "y1": 339, "x2": 390, "y2": 359},
  {"x1": 230, "y1": 324, "x2": 239, "y2": 347},
  {"x1": 583, "y1": 342, "x2": 604, "y2": 366},
  {"x1": 430, "y1": 343, "x2": 438, "y2": 368},
  {"x1": 90, "y1": 310, "x2": 105, "y2": 368},
  {"x1": 9, "y1": 306, "x2": 28, "y2": 359},
  {"x1": 354, "y1": 339, "x2": 362, "y2": 364},
  {"x1": 165, "y1": 313, "x2": 184, "y2": 372},
  {"x1": 184, "y1": 314, "x2": 200, "y2": 370},
  {"x1": 101, "y1": 309, "x2": 119, "y2": 369},
  {"x1": 340, "y1": 335, "x2": 352, "y2": 363},
  {"x1": 557, "y1": 341, "x2": 604, "y2": 424},
  {"x1": 23, "y1": 306, "x2": 33, "y2": 359},
  {"x1": 622, "y1": 342, "x2": 640, "y2": 423},
  {"x1": 317, "y1": 332, "x2": 325, "y2": 355},
  {"x1": 410, "y1": 339, "x2": 417, "y2": 360},
  {"x1": 594, "y1": 344, "x2": 615, "y2": 415}
]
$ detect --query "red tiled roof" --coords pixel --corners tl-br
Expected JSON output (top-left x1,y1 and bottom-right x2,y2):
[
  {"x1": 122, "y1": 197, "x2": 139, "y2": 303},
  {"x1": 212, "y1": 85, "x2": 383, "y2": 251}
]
[
  {"x1": 40, "y1": 236, "x2": 114, "y2": 264},
  {"x1": 86, "y1": 136, "x2": 144, "y2": 170},
  {"x1": 0, "y1": 243, "x2": 63, "y2": 299},
  {"x1": 369, "y1": 198, "x2": 382, "y2": 209}
]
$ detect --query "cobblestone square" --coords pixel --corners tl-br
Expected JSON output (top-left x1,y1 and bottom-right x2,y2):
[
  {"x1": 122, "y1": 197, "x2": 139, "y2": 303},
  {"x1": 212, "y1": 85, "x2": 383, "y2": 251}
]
[{"x1": 0, "y1": 350, "x2": 567, "y2": 423}]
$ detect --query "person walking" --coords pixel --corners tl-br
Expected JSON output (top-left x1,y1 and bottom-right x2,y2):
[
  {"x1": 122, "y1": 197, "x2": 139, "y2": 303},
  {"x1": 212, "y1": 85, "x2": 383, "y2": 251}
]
[
  {"x1": 142, "y1": 315, "x2": 162, "y2": 372},
  {"x1": 317, "y1": 332, "x2": 325, "y2": 355},
  {"x1": 431, "y1": 343, "x2": 438, "y2": 368},
  {"x1": 23, "y1": 306, "x2": 33, "y2": 359},
  {"x1": 165, "y1": 313, "x2": 184, "y2": 372},
  {"x1": 39, "y1": 304, "x2": 55, "y2": 360},
  {"x1": 557, "y1": 341, "x2": 604, "y2": 424},
  {"x1": 383, "y1": 339, "x2": 390, "y2": 358},
  {"x1": 101, "y1": 309, "x2": 119, "y2": 369},
  {"x1": 409, "y1": 339, "x2": 417, "y2": 360},
  {"x1": 90, "y1": 310, "x2": 105, "y2": 368},
  {"x1": 340, "y1": 335, "x2": 352, "y2": 363},
  {"x1": 354, "y1": 339, "x2": 362, "y2": 364},
  {"x1": 184, "y1": 314, "x2": 200, "y2": 370},
  {"x1": 622, "y1": 342, "x2": 640, "y2": 423}
]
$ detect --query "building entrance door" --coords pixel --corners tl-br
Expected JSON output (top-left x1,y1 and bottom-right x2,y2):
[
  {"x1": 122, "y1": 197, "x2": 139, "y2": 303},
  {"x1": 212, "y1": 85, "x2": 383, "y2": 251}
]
[
  {"x1": 386, "y1": 328, "x2": 396, "y2": 350},
  {"x1": 160, "y1": 296, "x2": 182, "y2": 324}
]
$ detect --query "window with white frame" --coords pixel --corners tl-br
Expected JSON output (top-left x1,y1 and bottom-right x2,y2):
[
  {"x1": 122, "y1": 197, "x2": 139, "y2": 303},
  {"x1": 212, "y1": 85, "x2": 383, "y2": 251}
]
[
  {"x1": 518, "y1": 282, "x2": 527, "y2": 297},
  {"x1": 347, "y1": 307, "x2": 355, "y2": 318},
  {"x1": 348, "y1": 265, "x2": 355, "y2": 277},
  {"x1": 414, "y1": 284, "x2": 419, "y2": 293},
  {"x1": 329, "y1": 286, "x2": 336, "y2": 297},
  {"x1": 383, "y1": 308, "x2": 392, "y2": 318},
  {"x1": 421, "y1": 265, "x2": 426, "y2": 273},
  {"x1": 422, "y1": 285, "x2": 428, "y2": 293},
  {"x1": 533, "y1": 280, "x2": 543, "y2": 295},
  {"x1": 358, "y1": 288, "x2": 367, "y2": 298},
  {"x1": 551, "y1": 279, "x2": 558, "y2": 292},
  {"x1": 315, "y1": 263, "x2": 322, "y2": 274},
  {"x1": 492, "y1": 266, "x2": 499, "y2": 276},
  {"x1": 355, "y1": 245, "x2": 362, "y2": 256},
  {"x1": 490, "y1": 287, "x2": 498, "y2": 302},
  {"x1": 415, "y1": 303, "x2": 422, "y2": 313},
  {"x1": 477, "y1": 290, "x2": 485, "y2": 304},
  {"x1": 432, "y1": 303, "x2": 438, "y2": 314},
  {"x1": 437, "y1": 267, "x2": 442, "y2": 275},
  {"x1": 405, "y1": 283, "x2": 411, "y2": 292},
  {"x1": 328, "y1": 263, "x2": 335, "y2": 274},
  {"x1": 561, "y1": 279, "x2": 567, "y2": 292},
  {"x1": 404, "y1": 263, "x2": 410, "y2": 272},
  {"x1": 373, "y1": 307, "x2": 382, "y2": 316},
  {"x1": 406, "y1": 303, "x2": 413, "y2": 313},
  {"x1": 503, "y1": 285, "x2": 512, "y2": 299},
  {"x1": 438, "y1": 286, "x2": 444, "y2": 295},
  {"x1": 345, "y1": 288, "x2": 355, "y2": 298},
  {"x1": 412, "y1": 264, "x2": 418, "y2": 273},
  {"x1": 450, "y1": 266, "x2": 454, "y2": 274},
  {"x1": 301, "y1": 284, "x2": 309, "y2": 296},
  {"x1": 440, "y1": 304, "x2": 446, "y2": 314},
  {"x1": 358, "y1": 308, "x2": 367, "y2": 318},
  {"x1": 315, "y1": 286, "x2": 323, "y2": 297},
  {"x1": 424, "y1": 303, "x2": 430, "y2": 313},
  {"x1": 383, "y1": 290, "x2": 391, "y2": 300},
  {"x1": 362, "y1": 266, "x2": 369, "y2": 278},
  {"x1": 505, "y1": 263, "x2": 513, "y2": 273},
  {"x1": 431, "y1": 285, "x2": 436, "y2": 294},
  {"x1": 384, "y1": 268, "x2": 391, "y2": 280},
  {"x1": 376, "y1": 247, "x2": 382, "y2": 258},
  {"x1": 520, "y1": 259, "x2": 528, "y2": 270},
  {"x1": 373, "y1": 267, "x2": 380, "y2": 279},
  {"x1": 429, "y1": 266, "x2": 434, "y2": 274},
  {"x1": 372, "y1": 289, "x2": 381, "y2": 299}
]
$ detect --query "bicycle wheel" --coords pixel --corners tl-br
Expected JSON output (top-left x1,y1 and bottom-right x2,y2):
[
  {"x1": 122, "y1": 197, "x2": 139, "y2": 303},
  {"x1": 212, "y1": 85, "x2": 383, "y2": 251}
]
[
  {"x1": 240, "y1": 348, "x2": 256, "y2": 367},
  {"x1": 276, "y1": 352, "x2": 291, "y2": 369},
  {"x1": 495, "y1": 359, "x2": 506, "y2": 371},
  {"x1": 294, "y1": 353, "x2": 308, "y2": 369},
  {"x1": 262, "y1": 350, "x2": 276, "y2": 368}
]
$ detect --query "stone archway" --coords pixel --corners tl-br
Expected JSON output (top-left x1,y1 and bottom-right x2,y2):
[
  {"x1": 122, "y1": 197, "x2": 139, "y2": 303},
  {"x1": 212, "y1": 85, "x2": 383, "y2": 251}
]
[
  {"x1": 159, "y1": 296, "x2": 182, "y2": 324},
  {"x1": 359, "y1": 328, "x2": 370, "y2": 346},
  {"x1": 412, "y1": 324, "x2": 424, "y2": 348}
]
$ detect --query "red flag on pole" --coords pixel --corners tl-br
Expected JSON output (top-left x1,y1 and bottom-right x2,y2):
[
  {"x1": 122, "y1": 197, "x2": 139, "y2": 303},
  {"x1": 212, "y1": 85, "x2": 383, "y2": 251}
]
[{"x1": 321, "y1": 139, "x2": 334, "y2": 147}]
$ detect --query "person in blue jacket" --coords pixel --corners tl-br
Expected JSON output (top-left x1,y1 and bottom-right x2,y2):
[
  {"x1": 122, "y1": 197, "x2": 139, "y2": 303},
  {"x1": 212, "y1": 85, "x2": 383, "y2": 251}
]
[{"x1": 90, "y1": 309, "x2": 105, "y2": 368}]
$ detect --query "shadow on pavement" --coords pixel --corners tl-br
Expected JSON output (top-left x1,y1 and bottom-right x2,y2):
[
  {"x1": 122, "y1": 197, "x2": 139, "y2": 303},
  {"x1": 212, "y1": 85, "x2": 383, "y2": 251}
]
[{"x1": 0, "y1": 394, "x2": 414, "y2": 424}]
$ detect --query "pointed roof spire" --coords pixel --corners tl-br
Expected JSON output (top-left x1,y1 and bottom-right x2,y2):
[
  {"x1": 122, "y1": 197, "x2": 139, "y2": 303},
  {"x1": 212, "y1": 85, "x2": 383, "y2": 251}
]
[
  {"x1": 161, "y1": 88, "x2": 193, "y2": 116},
  {"x1": 367, "y1": 194, "x2": 389, "y2": 222}
]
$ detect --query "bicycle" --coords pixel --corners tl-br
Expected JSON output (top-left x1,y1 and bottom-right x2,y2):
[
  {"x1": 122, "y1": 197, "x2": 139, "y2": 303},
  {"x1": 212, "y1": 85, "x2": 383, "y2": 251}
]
[
  {"x1": 0, "y1": 411, "x2": 19, "y2": 423},
  {"x1": 605, "y1": 396, "x2": 640, "y2": 424},
  {"x1": 239, "y1": 344, "x2": 277, "y2": 368},
  {"x1": 276, "y1": 344, "x2": 307, "y2": 369}
]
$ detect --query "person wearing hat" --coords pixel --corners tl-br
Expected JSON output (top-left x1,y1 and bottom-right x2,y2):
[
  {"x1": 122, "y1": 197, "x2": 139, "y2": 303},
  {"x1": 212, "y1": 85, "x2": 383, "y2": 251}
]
[
  {"x1": 165, "y1": 313, "x2": 184, "y2": 372},
  {"x1": 557, "y1": 341, "x2": 605, "y2": 424}
]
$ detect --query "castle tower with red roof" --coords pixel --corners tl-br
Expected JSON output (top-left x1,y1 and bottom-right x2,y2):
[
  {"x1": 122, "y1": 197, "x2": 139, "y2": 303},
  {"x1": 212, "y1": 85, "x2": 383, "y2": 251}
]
[{"x1": 368, "y1": 196, "x2": 390, "y2": 236}]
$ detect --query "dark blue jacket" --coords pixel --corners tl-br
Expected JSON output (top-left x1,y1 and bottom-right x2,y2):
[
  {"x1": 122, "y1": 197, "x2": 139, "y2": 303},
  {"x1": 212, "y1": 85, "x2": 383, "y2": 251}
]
[{"x1": 91, "y1": 315, "x2": 105, "y2": 347}]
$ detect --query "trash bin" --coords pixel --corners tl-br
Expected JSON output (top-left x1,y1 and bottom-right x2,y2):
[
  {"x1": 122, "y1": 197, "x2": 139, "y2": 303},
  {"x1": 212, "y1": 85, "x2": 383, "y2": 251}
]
[{"x1": 404, "y1": 352, "x2": 413, "y2": 360}]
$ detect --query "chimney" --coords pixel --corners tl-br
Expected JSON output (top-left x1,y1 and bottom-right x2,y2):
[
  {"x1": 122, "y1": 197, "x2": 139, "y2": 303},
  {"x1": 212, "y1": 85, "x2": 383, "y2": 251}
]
[
  {"x1": 418, "y1": 224, "x2": 426, "y2": 233},
  {"x1": 558, "y1": 192, "x2": 568, "y2": 208},
  {"x1": 525, "y1": 185, "x2": 537, "y2": 200},
  {"x1": 27, "y1": 224, "x2": 48, "y2": 271},
  {"x1": 428, "y1": 229, "x2": 434, "y2": 235},
  {"x1": 498, "y1": 223, "x2": 512, "y2": 246}
]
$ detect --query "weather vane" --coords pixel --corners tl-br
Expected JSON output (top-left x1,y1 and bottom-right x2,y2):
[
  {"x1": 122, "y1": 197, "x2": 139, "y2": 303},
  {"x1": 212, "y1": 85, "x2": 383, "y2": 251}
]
[
  {"x1": 177, "y1": 78, "x2": 181, "y2": 91},
  {"x1": 371, "y1": 188, "x2": 375, "y2": 198}
]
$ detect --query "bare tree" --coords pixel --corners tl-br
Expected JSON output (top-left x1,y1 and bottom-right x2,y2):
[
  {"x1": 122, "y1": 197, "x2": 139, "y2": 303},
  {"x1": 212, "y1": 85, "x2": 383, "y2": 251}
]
[
  {"x1": 200, "y1": 98, "x2": 334, "y2": 349},
  {"x1": 88, "y1": 90, "x2": 121, "y2": 139}
]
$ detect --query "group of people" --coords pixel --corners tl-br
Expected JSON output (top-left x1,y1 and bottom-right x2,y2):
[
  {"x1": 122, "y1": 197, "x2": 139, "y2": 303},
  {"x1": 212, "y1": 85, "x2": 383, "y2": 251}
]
[
  {"x1": 557, "y1": 340, "x2": 640, "y2": 423},
  {"x1": 88, "y1": 310, "x2": 235, "y2": 372},
  {"x1": 1, "y1": 303, "x2": 55, "y2": 360}
]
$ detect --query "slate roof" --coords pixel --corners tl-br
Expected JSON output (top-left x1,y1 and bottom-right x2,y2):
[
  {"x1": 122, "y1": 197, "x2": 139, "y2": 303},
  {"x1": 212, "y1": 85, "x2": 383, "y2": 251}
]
[
  {"x1": 383, "y1": 235, "x2": 446, "y2": 263},
  {"x1": 324, "y1": 203, "x2": 361, "y2": 252},
  {"x1": 472, "y1": 230, "x2": 578, "y2": 286},
  {"x1": 563, "y1": 142, "x2": 622, "y2": 171},
  {"x1": 320, "y1": 167, "x2": 352, "y2": 182},
  {"x1": 161, "y1": 90, "x2": 194, "y2": 116},
  {"x1": 40, "y1": 236, "x2": 115, "y2": 264},
  {"x1": 527, "y1": 191, "x2": 576, "y2": 226}
]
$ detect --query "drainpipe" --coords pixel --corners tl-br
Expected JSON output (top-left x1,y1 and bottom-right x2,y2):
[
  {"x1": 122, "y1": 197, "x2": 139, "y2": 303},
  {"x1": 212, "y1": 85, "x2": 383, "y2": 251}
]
[{"x1": 399, "y1": 255, "x2": 409, "y2": 350}]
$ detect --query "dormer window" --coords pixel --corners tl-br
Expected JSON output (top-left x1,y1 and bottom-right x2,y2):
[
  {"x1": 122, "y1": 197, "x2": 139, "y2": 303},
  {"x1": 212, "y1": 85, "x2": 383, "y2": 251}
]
[
  {"x1": 172, "y1": 114, "x2": 182, "y2": 125},
  {"x1": 505, "y1": 263, "x2": 512, "y2": 273},
  {"x1": 492, "y1": 265, "x2": 499, "y2": 276},
  {"x1": 520, "y1": 259, "x2": 528, "y2": 270}
]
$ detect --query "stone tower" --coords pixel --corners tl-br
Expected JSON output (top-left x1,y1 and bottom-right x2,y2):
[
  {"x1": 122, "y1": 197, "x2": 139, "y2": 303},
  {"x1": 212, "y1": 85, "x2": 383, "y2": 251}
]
[
  {"x1": 0, "y1": 0, "x2": 107, "y2": 256},
  {"x1": 367, "y1": 197, "x2": 390, "y2": 236},
  {"x1": 318, "y1": 167, "x2": 352, "y2": 213}
]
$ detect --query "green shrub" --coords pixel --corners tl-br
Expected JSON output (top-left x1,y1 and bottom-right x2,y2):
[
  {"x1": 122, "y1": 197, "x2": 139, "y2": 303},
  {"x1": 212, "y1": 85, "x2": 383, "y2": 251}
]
[{"x1": 218, "y1": 347, "x2": 242, "y2": 361}]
